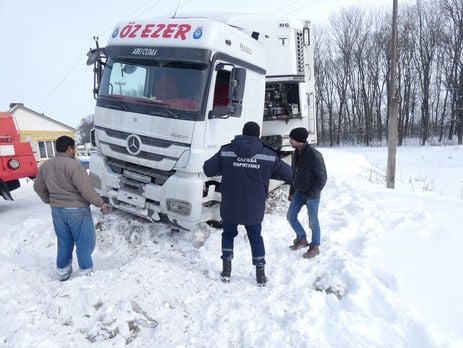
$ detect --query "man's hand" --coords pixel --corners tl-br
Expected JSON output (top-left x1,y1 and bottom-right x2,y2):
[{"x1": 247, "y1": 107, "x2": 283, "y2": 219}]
[{"x1": 100, "y1": 203, "x2": 107, "y2": 213}]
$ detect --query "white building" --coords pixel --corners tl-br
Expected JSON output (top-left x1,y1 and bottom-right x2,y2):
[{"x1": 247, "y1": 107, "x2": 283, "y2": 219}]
[{"x1": 9, "y1": 103, "x2": 76, "y2": 164}]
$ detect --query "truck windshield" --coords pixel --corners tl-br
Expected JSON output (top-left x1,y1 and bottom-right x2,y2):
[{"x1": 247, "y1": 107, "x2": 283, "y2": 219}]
[{"x1": 97, "y1": 58, "x2": 208, "y2": 121}]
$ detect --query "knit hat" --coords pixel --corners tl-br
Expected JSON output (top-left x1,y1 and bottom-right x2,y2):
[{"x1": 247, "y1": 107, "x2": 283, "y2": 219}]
[
  {"x1": 289, "y1": 127, "x2": 308, "y2": 143},
  {"x1": 242, "y1": 121, "x2": 260, "y2": 137}
]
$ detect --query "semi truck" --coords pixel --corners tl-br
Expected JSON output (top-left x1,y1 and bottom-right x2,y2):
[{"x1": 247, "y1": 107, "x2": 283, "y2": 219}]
[
  {"x1": 0, "y1": 112, "x2": 38, "y2": 200},
  {"x1": 87, "y1": 13, "x2": 316, "y2": 230}
]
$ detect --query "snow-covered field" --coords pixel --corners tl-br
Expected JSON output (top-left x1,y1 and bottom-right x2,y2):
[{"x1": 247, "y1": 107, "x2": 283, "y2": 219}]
[{"x1": 1, "y1": 145, "x2": 462, "y2": 347}]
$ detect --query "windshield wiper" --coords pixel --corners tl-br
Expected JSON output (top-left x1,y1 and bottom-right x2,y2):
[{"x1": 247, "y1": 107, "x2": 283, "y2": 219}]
[
  {"x1": 100, "y1": 95, "x2": 182, "y2": 118},
  {"x1": 164, "y1": 109, "x2": 181, "y2": 119},
  {"x1": 129, "y1": 97, "x2": 168, "y2": 106},
  {"x1": 99, "y1": 95, "x2": 128, "y2": 110},
  {"x1": 147, "y1": 108, "x2": 181, "y2": 119}
]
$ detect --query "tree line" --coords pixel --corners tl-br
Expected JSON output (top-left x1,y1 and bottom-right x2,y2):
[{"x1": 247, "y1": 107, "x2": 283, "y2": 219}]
[{"x1": 314, "y1": 0, "x2": 463, "y2": 146}]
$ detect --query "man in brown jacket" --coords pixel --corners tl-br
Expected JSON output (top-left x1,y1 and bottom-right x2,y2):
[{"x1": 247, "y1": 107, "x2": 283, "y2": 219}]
[{"x1": 34, "y1": 136, "x2": 107, "y2": 281}]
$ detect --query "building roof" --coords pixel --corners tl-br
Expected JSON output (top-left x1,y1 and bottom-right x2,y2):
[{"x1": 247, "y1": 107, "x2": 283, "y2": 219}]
[{"x1": 9, "y1": 103, "x2": 76, "y2": 131}]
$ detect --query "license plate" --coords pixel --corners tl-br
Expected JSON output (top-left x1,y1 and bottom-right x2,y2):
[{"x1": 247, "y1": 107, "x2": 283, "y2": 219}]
[{"x1": 116, "y1": 190, "x2": 146, "y2": 207}]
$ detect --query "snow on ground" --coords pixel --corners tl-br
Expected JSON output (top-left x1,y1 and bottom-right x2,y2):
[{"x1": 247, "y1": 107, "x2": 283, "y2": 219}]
[{"x1": 0, "y1": 145, "x2": 462, "y2": 347}]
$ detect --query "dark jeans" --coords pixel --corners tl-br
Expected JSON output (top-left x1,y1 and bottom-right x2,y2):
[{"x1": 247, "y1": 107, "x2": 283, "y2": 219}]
[
  {"x1": 221, "y1": 223, "x2": 265, "y2": 265},
  {"x1": 286, "y1": 191, "x2": 321, "y2": 245}
]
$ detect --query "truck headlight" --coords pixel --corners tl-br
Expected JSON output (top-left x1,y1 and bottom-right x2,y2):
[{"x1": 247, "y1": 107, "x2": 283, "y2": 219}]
[
  {"x1": 8, "y1": 158, "x2": 20, "y2": 169},
  {"x1": 166, "y1": 198, "x2": 192, "y2": 216}
]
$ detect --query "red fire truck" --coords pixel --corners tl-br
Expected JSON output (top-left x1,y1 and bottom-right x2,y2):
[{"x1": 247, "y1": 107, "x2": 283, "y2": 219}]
[{"x1": 0, "y1": 112, "x2": 38, "y2": 200}]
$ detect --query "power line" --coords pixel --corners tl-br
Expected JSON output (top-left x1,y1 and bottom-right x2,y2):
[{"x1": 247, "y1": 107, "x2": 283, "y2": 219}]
[
  {"x1": 95, "y1": 0, "x2": 165, "y2": 37},
  {"x1": 38, "y1": 54, "x2": 86, "y2": 109},
  {"x1": 266, "y1": 0, "x2": 305, "y2": 16},
  {"x1": 268, "y1": 0, "x2": 324, "y2": 18},
  {"x1": 38, "y1": 0, "x2": 169, "y2": 115}
]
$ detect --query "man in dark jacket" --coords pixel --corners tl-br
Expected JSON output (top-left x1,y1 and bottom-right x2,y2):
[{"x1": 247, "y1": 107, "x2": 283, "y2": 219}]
[
  {"x1": 203, "y1": 121, "x2": 293, "y2": 286},
  {"x1": 287, "y1": 127, "x2": 327, "y2": 258}
]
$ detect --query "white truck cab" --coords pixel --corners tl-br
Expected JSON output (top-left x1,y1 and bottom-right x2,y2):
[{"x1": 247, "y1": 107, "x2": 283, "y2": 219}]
[{"x1": 87, "y1": 13, "x2": 316, "y2": 230}]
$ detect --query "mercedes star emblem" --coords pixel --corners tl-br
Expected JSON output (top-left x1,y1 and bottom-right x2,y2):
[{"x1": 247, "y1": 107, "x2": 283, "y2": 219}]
[{"x1": 126, "y1": 134, "x2": 142, "y2": 155}]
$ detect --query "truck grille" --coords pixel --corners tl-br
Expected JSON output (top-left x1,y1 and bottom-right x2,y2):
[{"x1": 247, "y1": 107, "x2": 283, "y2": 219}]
[
  {"x1": 107, "y1": 143, "x2": 176, "y2": 162},
  {"x1": 96, "y1": 125, "x2": 191, "y2": 174},
  {"x1": 98, "y1": 127, "x2": 187, "y2": 147}
]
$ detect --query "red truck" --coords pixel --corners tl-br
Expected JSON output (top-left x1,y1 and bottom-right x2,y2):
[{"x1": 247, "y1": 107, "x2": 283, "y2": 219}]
[{"x1": 0, "y1": 111, "x2": 38, "y2": 200}]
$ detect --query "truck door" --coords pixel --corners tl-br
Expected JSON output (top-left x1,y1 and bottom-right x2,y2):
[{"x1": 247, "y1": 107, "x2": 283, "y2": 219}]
[{"x1": 204, "y1": 62, "x2": 247, "y2": 153}]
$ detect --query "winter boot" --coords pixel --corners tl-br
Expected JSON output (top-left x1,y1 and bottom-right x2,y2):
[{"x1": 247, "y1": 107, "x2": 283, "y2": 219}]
[
  {"x1": 220, "y1": 260, "x2": 232, "y2": 283},
  {"x1": 78, "y1": 267, "x2": 94, "y2": 277},
  {"x1": 256, "y1": 265, "x2": 267, "y2": 287},
  {"x1": 57, "y1": 264, "x2": 72, "y2": 282},
  {"x1": 289, "y1": 237, "x2": 310, "y2": 250},
  {"x1": 302, "y1": 245, "x2": 320, "y2": 259}
]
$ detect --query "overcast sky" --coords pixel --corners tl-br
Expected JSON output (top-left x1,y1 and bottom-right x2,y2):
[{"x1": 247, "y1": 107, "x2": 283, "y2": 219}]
[{"x1": 0, "y1": 0, "x2": 397, "y2": 130}]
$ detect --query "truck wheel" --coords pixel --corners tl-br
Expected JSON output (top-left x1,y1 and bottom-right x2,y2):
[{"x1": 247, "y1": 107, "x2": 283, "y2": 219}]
[{"x1": 206, "y1": 220, "x2": 223, "y2": 229}]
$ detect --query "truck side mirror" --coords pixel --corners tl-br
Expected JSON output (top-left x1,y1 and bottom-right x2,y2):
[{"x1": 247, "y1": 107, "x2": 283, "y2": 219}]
[
  {"x1": 228, "y1": 67, "x2": 246, "y2": 117},
  {"x1": 90, "y1": 128, "x2": 97, "y2": 147},
  {"x1": 209, "y1": 66, "x2": 246, "y2": 119},
  {"x1": 230, "y1": 67, "x2": 246, "y2": 102}
]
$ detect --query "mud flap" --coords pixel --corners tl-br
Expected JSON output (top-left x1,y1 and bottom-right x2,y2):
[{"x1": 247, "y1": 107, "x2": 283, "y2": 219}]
[{"x1": 0, "y1": 180, "x2": 14, "y2": 200}]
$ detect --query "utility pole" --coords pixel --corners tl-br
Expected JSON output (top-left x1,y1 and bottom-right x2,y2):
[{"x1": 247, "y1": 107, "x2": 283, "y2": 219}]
[{"x1": 387, "y1": 0, "x2": 399, "y2": 189}]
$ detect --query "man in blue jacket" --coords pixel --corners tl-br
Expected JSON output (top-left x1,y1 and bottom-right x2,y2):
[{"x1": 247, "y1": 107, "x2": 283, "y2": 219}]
[
  {"x1": 287, "y1": 127, "x2": 327, "y2": 258},
  {"x1": 203, "y1": 122, "x2": 293, "y2": 286}
]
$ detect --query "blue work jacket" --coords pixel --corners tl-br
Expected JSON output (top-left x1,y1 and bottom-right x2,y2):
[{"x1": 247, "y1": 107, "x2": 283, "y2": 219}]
[{"x1": 203, "y1": 135, "x2": 293, "y2": 225}]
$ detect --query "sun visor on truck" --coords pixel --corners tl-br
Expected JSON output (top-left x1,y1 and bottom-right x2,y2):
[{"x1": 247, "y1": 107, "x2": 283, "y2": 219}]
[{"x1": 105, "y1": 46, "x2": 212, "y2": 64}]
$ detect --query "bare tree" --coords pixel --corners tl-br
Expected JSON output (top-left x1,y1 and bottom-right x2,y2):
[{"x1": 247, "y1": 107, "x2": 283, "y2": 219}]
[
  {"x1": 329, "y1": 8, "x2": 361, "y2": 144},
  {"x1": 415, "y1": 0, "x2": 442, "y2": 145},
  {"x1": 76, "y1": 114, "x2": 94, "y2": 144},
  {"x1": 314, "y1": 25, "x2": 338, "y2": 146},
  {"x1": 313, "y1": 0, "x2": 461, "y2": 146},
  {"x1": 397, "y1": 4, "x2": 419, "y2": 144},
  {"x1": 441, "y1": 0, "x2": 463, "y2": 144}
]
